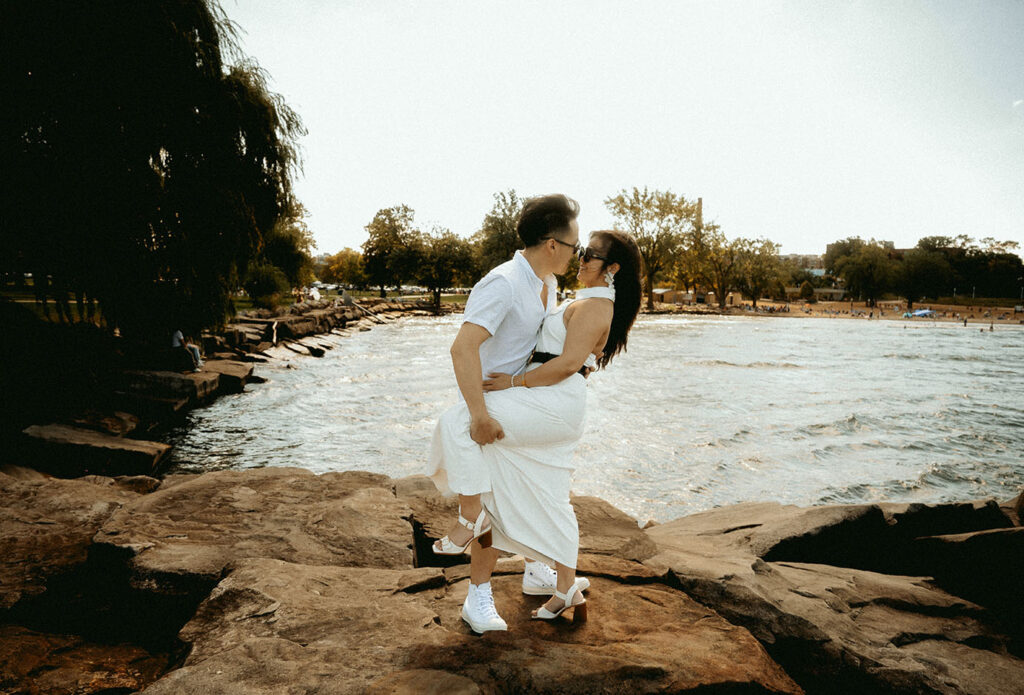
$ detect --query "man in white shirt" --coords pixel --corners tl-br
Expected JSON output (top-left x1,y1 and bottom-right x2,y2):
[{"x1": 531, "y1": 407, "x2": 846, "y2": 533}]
[{"x1": 428, "y1": 194, "x2": 582, "y2": 632}]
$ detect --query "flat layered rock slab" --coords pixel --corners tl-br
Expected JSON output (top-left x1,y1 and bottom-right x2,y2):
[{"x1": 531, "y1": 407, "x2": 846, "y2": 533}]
[
  {"x1": 198, "y1": 359, "x2": 254, "y2": 393},
  {"x1": 0, "y1": 469, "x2": 150, "y2": 609},
  {"x1": 95, "y1": 467, "x2": 416, "y2": 595},
  {"x1": 20, "y1": 424, "x2": 170, "y2": 477},
  {"x1": 643, "y1": 501, "x2": 1024, "y2": 694},
  {"x1": 120, "y1": 369, "x2": 220, "y2": 403},
  {"x1": 573, "y1": 495, "x2": 658, "y2": 561},
  {"x1": 396, "y1": 477, "x2": 661, "y2": 571},
  {"x1": 139, "y1": 558, "x2": 801, "y2": 694},
  {"x1": 69, "y1": 409, "x2": 140, "y2": 437}
]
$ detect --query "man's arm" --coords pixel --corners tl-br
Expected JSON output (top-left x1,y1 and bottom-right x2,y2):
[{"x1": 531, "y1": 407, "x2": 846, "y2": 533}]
[
  {"x1": 482, "y1": 301, "x2": 612, "y2": 390},
  {"x1": 450, "y1": 322, "x2": 505, "y2": 445}
]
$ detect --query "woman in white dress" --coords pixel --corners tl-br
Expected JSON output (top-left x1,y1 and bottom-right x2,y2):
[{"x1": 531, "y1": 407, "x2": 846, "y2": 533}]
[{"x1": 433, "y1": 229, "x2": 643, "y2": 630}]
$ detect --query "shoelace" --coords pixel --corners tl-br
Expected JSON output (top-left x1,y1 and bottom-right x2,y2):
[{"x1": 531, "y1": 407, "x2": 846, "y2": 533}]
[{"x1": 476, "y1": 586, "x2": 502, "y2": 620}]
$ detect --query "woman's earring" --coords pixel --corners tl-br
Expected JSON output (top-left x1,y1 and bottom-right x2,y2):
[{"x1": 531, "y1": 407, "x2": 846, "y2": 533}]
[{"x1": 604, "y1": 270, "x2": 616, "y2": 289}]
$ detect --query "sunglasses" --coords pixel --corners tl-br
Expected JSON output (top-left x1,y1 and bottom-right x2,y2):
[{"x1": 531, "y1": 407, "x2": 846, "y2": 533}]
[
  {"x1": 577, "y1": 246, "x2": 610, "y2": 263},
  {"x1": 543, "y1": 237, "x2": 581, "y2": 255}
]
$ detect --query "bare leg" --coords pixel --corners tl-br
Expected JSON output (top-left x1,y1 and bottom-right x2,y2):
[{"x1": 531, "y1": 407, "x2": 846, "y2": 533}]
[
  {"x1": 469, "y1": 539, "x2": 499, "y2": 586},
  {"x1": 535, "y1": 562, "x2": 581, "y2": 615},
  {"x1": 441, "y1": 493, "x2": 483, "y2": 548}
]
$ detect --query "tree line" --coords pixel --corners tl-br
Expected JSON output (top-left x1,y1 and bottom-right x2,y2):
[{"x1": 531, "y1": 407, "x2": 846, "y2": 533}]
[
  {"x1": 1, "y1": 0, "x2": 313, "y2": 339},
  {"x1": 320, "y1": 188, "x2": 806, "y2": 311},
  {"x1": 324, "y1": 187, "x2": 1022, "y2": 311},
  {"x1": 824, "y1": 236, "x2": 1022, "y2": 309}
]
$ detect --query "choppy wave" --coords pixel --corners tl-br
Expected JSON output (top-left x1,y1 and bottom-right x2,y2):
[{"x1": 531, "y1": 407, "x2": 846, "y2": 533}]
[
  {"x1": 168, "y1": 315, "x2": 1024, "y2": 522},
  {"x1": 686, "y1": 359, "x2": 803, "y2": 369}
]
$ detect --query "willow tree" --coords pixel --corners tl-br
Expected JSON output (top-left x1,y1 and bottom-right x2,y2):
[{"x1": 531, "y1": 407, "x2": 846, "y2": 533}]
[{"x1": 1, "y1": 1, "x2": 305, "y2": 339}]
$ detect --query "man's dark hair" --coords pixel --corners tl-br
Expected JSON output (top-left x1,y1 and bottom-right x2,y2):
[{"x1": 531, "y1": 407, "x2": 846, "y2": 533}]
[{"x1": 517, "y1": 194, "x2": 580, "y2": 247}]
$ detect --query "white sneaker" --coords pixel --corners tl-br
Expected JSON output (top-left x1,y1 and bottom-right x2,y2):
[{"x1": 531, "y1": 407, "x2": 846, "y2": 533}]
[
  {"x1": 521, "y1": 561, "x2": 590, "y2": 596},
  {"x1": 461, "y1": 582, "x2": 508, "y2": 633}
]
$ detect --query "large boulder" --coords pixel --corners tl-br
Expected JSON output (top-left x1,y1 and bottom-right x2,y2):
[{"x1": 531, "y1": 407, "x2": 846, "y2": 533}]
[
  {"x1": 911, "y1": 526, "x2": 1024, "y2": 631},
  {"x1": 120, "y1": 369, "x2": 220, "y2": 403},
  {"x1": 0, "y1": 467, "x2": 152, "y2": 609},
  {"x1": 138, "y1": 557, "x2": 802, "y2": 694},
  {"x1": 573, "y1": 495, "x2": 658, "y2": 562},
  {"x1": 94, "y1": 467, "x2": 416, "y2": 597},
  {"x1": 199, "y1": 359, "x2": 255, "y2": 393},
  {"x1": 643, "y1": 501, "x2": 1024, "y2": 694},
  {"x1": 21, "y1": 424, "x2": 171, "y2": 477}
]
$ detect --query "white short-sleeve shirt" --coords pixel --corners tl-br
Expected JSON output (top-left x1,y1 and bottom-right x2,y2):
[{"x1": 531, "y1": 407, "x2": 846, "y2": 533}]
[{"x1": 462, "y1": 250, "x2": 557, "y2": 378}]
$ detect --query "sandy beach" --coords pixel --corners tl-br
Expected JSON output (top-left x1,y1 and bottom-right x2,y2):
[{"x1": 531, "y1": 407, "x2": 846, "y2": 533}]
[{"x1": 650, "y1": 299, "x2": 1024, "y2": 326}]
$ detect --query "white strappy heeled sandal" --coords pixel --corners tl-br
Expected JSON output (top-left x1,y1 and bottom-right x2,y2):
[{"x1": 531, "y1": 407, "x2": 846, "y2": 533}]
[
  {"x1": 432, "y1": 508, "x2": 491, "y2": 555},
  {"x1": 531, "y1": 583, "x2": 588, "y2": 622}
]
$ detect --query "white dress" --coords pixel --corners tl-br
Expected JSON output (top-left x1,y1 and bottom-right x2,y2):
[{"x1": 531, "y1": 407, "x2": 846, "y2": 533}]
[{"x1": 427, "y1": 286, "x2": 613, "y2": 569}]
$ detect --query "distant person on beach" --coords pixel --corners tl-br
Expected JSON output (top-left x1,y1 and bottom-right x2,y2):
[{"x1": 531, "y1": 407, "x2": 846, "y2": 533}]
[
  {"x1": 429, "y1": 225, "x2": 643, "y2": 631},
  {"x1": 172, "y1": 329, "x2": 203, "y2": 371}
]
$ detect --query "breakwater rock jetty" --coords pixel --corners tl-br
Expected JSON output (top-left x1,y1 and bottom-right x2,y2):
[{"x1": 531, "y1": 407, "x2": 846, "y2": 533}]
[
  {"x1": 13, "y1": 298, "x2": 432, "y2": 479},
  {"x1": 2, "y1": 465, "x2": 1021, "y2": 694}
]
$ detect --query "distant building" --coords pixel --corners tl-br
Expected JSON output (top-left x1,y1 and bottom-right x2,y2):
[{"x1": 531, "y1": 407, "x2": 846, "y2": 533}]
[
  {"x1": 652, "y1": 288, "x2": 692, "y2": 304},
  {"x1": 781, "y1": 253, "x2": 824, "y2": 270}
]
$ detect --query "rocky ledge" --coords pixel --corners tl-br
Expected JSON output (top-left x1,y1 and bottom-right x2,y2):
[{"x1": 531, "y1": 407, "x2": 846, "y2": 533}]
[
  {"x1": 1, "y1": 464, "x2": 1021, "y2": 694},
  {"x1": 15, "y1": 299, "x2": 430, "y2": 480}
]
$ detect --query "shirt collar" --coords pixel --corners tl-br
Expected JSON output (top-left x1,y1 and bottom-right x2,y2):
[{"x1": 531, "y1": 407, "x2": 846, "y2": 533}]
[{"x1": 514, "y1": 250, "x2": 545, "y2": 291}]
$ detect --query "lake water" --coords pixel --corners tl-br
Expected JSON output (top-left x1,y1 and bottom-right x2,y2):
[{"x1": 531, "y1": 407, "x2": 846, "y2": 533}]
[{"x1": 166, "y1": 315, "x2": 1024, "y2": 523}]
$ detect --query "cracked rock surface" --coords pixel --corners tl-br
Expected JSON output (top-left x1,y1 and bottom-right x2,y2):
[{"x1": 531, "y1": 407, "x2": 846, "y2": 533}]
[{"x1": 642, "y1": 500, "x2": 1024, "y2": 694}]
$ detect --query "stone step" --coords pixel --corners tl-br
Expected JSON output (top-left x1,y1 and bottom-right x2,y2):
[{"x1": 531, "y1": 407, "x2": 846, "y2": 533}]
[
  {"x1": 119, "y1": 370, "x2": 219, "y2": 404},
  {"x1": 198, "y1": 359, "x2": 255, "y2": 394},
  {"x1": 68, "y1": 410, "x2": 139, "y2": 437},
  {"x1": 21, "y1": 424, "x2": 171, "y2": 477},
  {"x1": 110, "y1": 391, "x2": 188, "y2": 427}
]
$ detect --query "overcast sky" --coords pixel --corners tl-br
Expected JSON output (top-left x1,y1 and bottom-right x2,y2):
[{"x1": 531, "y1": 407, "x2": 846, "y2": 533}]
[{"x1": 225, "y1": 0, "x2": 1024, "y2": 257}]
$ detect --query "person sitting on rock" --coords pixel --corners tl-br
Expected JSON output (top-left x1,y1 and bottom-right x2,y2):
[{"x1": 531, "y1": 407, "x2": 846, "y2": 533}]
[{"x1": 172, "y1": 329, "x2": 203, "y2": 372}]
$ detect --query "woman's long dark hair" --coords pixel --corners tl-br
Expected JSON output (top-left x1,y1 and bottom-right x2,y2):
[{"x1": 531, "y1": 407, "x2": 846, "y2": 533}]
[{"x1": 591, "y1": 230, "x2": 643, "y2": 369}]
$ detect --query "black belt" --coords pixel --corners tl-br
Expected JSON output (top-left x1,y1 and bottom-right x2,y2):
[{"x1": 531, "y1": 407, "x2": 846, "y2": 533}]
[{"x1": 529, "y1": 351, "x2": 589, "y2": 378}]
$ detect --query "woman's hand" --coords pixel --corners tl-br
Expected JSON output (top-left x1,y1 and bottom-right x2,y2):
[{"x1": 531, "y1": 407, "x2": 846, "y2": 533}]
[{"x1": 482, "y1": 372, "x2": 514, "y2": 391}]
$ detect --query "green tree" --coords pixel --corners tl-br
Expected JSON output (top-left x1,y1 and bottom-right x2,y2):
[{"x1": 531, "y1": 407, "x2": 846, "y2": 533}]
[
  {"x1": 322, "y1": 248, "x2": 368, "y2": 288},
  {"x1": 472, "y1": 190, "x2": 524, "y2": 273},
  {"x1": 693, "y1": 223, "x2": 743, "y2": 310},
  {"x1": 415, "y1": 229, "x2": 477, "y2": 311},
  {"x1": 894, "y1": 248, "x2": 952, "y2": 309},
  {"x1": 800, "y1": 280, "x2": 815, "y2": 302},
  {"x1": 2, "y1": 1, "x2": 305, "y2": 338},
  {"x1": 834, "y1": 243, "x2": 895, "y2": 306},
  {"x1": 260, "y1": 203, "x2": 316, "y2": 285},
  {"x1": 362, "y1": 205, "x2": 421, "y2": 297},
  {"x1": 605, "y1": 187, "x2": 697, "y2": 309},
  {"x1": 736, "y1": 238, "x2": 784, "y2": 309},
  {"x1": 244, "y1": 263, "x2": 291, "y2": 309},
  {"x1": 824, "y1": 237, "x2": 866, "y2": 275}
]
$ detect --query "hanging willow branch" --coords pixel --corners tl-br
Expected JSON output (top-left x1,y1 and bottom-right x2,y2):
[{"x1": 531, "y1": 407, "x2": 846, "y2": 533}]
[{"x1": 1, "y1": 0, "x2": 307, "y2": 340}]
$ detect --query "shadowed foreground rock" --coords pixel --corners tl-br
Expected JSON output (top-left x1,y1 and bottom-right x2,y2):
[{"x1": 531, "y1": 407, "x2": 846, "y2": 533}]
[
  {"x1": 0, "y1": 467, "x2": 154, "y2": 609},
  {"x1": 94, "y1": 467, "x2": 416, "y2": 596},
  {"x1": 138, "y1": 558, "x2": 801, "y2": 694},
  {"x1": 3, "y1": 465, "x2": 1021, "y2": 694},
  {"x1": 642, "y1": 501, "x2": 1024, "y2": 694}
]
